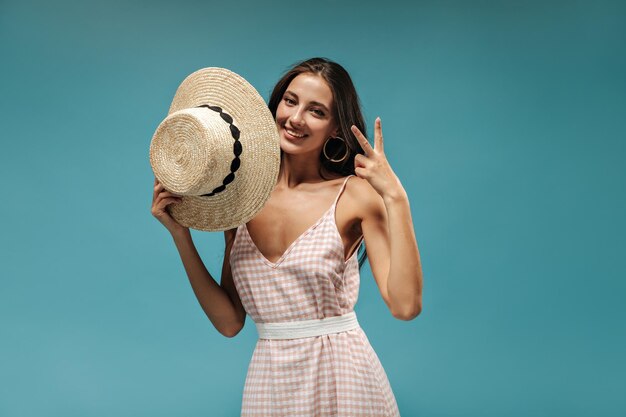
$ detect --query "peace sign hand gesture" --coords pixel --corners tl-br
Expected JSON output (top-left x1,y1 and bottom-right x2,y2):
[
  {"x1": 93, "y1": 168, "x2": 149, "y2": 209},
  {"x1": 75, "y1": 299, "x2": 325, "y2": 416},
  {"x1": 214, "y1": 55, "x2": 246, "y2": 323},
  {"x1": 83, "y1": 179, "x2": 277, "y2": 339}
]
[{"x1": 351, "y1": 117, "x2": 405, "y2": 201}]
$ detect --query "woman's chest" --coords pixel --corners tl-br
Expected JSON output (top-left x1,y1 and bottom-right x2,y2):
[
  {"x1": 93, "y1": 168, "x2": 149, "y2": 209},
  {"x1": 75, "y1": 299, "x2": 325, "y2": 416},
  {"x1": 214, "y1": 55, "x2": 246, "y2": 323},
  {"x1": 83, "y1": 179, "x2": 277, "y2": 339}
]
[{"x1": 245, "y1": 188, "x2": 362, "y2": 263}]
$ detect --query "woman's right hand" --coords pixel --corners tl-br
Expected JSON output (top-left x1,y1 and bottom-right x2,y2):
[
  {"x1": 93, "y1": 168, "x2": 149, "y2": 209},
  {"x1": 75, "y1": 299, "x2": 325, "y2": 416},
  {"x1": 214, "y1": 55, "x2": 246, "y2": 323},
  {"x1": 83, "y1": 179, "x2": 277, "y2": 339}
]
[{"x1": 151, "y1": 177, "x2": 189, "y2": 236}]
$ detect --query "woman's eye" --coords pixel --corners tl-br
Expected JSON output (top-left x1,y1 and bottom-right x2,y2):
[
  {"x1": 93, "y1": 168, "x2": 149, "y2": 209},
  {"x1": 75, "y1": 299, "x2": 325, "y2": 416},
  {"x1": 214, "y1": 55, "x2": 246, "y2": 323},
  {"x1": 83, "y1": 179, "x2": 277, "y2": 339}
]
[
  {"x1": 284, "y1": 97, "x2": 295, "y2": 105},
  {"x1": 312, "y1": 109, "x2": 324, "y2": 116}
]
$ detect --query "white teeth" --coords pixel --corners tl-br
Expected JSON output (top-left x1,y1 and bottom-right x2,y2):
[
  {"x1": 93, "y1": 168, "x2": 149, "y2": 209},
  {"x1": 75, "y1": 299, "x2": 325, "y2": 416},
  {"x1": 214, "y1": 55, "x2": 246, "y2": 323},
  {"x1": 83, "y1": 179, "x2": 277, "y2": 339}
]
[{"x1": 286, "y1": 128, "x2": 305, "y2": 138}]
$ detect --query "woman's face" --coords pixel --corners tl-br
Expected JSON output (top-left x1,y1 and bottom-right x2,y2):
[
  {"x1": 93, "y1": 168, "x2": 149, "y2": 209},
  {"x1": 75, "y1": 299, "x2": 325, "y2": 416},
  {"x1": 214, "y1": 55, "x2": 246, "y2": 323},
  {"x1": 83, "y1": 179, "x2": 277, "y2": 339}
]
[{"x1": 275, "y1": 73, "x2": 338, "y2": 156}]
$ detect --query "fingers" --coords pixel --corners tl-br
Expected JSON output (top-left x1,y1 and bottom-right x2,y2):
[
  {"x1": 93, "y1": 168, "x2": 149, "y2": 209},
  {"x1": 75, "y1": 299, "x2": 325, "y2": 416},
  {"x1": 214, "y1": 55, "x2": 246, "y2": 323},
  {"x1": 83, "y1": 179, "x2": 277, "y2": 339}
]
[
  {"x1": 152, "y1": 192, "x2": 182, "y2": 218},
  {"x1": 156, "y1": 196, "x2": 181, "y2": 211},
  {"x1": 156, "y1": 190, "x2": 181, "y2": 204},
  {"x1": 374, "y1": 117, "x2": 384, "y2": 152},
  {"x1": 354, "y1": 154, "x2": 373, "y2": 179},
  {"x1": 154, "y1": 181, "x2": 181, "y2": 197},
  {"x1": 354, "y1": 153, "x2": 369, "y2": 168},
  {"x1": 350, "y1": 125, "x2": 373, "y2": 156},
  {"x1": 153, "y1": 182, "x2": 169, "y2": 204},
  {"x1": 151, "y1": 178, "x2": 188, "y2": 233},
  {"x1": 153, "y1": 180, "x2": 160, "y2": 202},
  {"x1": 152, "y1": 180, "x2": 182, "y2": 209}
]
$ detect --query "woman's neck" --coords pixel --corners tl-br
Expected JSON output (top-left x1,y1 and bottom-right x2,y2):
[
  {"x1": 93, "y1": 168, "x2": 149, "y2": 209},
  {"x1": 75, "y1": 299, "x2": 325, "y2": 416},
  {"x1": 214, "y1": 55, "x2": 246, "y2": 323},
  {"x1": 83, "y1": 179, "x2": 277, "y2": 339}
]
[{"x1": 277, "y1": 151, "x2": 326, "y2": 189}]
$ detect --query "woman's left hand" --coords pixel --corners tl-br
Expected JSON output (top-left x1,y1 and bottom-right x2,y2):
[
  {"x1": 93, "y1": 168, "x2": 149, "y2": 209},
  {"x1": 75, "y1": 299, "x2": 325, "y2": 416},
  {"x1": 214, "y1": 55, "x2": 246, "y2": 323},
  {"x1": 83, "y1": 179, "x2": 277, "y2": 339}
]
[{"x1": 351, "y1": 117, "x2": 405, "y2": 201}]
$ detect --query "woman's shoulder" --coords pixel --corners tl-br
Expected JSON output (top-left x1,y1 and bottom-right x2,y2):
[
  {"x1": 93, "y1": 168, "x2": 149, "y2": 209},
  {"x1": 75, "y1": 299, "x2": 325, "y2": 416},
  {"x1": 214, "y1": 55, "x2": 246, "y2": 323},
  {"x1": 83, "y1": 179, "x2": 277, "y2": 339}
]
[
  {"x1": 344, "y1": 175, "x2": 385, "y2": 220},
  {"x1": 344, "y1": 174, "x2": 375, "y2": 198},
  {"x1": 326, "y1": 174, "x2": 369, "y2": 197}
]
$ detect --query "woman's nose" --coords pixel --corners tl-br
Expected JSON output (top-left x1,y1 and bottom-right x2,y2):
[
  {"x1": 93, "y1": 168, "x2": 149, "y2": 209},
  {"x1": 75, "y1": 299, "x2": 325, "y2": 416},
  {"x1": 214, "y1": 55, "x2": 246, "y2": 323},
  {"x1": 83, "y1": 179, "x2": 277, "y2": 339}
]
[{"x1": 289, "y1": 108, "x2": 305, "y2": 126}]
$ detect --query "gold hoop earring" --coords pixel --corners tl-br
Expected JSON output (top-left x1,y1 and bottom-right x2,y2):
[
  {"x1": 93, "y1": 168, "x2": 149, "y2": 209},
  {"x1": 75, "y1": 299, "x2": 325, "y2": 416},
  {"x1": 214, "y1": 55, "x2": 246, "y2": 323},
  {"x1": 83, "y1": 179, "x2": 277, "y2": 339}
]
[{"x1": 323, "y1": 136, "x2": 349, "y2": 163}]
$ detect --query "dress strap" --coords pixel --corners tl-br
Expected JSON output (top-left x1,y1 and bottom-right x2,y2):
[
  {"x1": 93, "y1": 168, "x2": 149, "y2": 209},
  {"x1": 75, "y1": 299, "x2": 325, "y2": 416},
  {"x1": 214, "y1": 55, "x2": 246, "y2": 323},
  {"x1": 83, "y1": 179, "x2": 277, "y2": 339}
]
[{"x1": 331, "y1": 175, "x2": 355, "y2": 208}]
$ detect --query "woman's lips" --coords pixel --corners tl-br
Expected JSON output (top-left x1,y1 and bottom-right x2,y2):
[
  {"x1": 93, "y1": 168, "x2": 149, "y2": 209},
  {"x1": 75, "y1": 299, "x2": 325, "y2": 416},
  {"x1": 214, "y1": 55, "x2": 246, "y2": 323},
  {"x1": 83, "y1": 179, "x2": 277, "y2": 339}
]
[{"x1": 283, "y1": 127, "x2": 307, "y2": 140}]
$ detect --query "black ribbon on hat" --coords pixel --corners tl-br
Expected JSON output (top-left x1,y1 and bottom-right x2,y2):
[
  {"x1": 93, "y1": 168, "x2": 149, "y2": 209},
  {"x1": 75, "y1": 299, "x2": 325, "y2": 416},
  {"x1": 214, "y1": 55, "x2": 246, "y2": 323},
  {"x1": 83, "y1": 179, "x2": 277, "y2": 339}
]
[{"x1": 197, "y1": 105, "x2": 242, "y2": 197}]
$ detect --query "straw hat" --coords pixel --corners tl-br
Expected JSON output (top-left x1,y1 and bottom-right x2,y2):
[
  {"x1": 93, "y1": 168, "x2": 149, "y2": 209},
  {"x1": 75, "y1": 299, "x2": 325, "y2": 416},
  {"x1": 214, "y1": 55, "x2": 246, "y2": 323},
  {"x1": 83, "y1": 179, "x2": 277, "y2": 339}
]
[{"x1": 149, "y1": 67, "x2": 281, "y2": 231}]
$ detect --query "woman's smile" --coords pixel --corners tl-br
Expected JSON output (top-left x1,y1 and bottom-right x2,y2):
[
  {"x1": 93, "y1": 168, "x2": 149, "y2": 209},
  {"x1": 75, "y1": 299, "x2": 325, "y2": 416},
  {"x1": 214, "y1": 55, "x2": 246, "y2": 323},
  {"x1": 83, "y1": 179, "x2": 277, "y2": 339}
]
[
  {"x1": 275, "y1": 73, "x2": 338, "y2": 152},
  {"x1": 282, "y1": 126, "x2": 308, "y2": 140}
]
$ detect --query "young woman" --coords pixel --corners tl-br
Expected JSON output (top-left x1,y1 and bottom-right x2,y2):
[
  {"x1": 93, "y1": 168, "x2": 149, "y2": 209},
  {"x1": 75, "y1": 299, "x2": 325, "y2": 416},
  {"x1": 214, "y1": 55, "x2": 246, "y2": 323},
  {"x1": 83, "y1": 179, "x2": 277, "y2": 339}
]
[{"x1": 151, "y1": 57, "x2": 423, "y2": 416}]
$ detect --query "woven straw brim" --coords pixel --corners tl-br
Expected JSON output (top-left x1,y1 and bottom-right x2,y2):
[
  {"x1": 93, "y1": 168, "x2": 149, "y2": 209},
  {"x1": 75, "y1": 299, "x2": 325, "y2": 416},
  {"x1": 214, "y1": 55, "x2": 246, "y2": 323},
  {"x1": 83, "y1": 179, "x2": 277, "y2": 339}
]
[{"x1": 150, "y1": 67, "x2": 280, "y2": 232}]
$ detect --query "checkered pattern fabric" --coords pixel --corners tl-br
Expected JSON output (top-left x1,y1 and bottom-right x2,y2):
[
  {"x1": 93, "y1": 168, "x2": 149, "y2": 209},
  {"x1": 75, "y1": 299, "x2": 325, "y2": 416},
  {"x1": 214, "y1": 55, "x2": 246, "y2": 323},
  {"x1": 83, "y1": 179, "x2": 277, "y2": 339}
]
[{"x1": 230, "y1": 175, "x2": 401, "y2": 416}]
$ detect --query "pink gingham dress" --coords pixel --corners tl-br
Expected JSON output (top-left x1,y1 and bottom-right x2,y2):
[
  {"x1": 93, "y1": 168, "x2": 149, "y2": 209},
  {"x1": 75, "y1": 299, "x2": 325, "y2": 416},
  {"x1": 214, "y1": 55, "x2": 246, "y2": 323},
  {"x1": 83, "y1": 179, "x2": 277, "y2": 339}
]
[{"x1": 230, "y1": 175, "x2": 401, "y2": 417}]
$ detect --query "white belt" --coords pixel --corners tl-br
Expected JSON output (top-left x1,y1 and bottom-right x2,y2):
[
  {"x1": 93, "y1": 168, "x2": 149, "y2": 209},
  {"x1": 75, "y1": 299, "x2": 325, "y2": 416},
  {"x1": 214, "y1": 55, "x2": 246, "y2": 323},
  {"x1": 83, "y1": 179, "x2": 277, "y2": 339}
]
[{"x1": 255, "y1": 311, "x2": 360, "y2": 340}]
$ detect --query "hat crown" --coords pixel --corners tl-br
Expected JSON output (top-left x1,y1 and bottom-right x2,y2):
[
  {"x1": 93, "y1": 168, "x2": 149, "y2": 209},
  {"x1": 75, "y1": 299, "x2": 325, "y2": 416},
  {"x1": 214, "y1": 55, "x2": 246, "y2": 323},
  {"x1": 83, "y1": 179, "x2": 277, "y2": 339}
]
[
  {"x1": 149, "y1": 67, "x2": 281, "y2": 231},
  {"x1": 150, "y1": 107, "x2": 236, "y2": 195}
]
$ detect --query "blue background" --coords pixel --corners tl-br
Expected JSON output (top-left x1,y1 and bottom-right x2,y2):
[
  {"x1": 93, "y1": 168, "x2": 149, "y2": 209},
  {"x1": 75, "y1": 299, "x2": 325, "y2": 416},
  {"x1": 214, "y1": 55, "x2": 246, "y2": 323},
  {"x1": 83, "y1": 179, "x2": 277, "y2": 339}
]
[{"x1": 1, "y1": 0, "x2": 625, "y2": 416}]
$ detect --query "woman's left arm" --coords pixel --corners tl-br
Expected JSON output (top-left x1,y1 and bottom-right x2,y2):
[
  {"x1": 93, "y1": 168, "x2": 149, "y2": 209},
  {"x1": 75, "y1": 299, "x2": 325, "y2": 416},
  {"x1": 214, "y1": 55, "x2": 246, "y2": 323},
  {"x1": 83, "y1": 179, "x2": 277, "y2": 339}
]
[{"x1": 352, "y1": 118, "x2": 423, "y2": 321}]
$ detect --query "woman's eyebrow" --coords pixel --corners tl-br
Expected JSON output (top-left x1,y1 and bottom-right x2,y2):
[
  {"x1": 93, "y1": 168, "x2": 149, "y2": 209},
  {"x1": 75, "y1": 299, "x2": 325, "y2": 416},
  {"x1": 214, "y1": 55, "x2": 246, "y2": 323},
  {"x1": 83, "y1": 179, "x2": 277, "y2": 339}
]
[{"x1": 285, "y1": 90, "x2": 330, "y2": 112}]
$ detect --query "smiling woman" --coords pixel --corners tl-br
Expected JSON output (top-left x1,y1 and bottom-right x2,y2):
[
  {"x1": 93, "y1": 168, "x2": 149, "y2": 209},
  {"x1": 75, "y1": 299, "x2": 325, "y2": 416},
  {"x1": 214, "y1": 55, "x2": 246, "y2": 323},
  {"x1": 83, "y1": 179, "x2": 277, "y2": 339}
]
[
  {"x1": 151, "y1": 57, "x2": 423, "y2": 416},
  {"x1": 268, "y1": 58, "x2": 369, "y2": 183}
]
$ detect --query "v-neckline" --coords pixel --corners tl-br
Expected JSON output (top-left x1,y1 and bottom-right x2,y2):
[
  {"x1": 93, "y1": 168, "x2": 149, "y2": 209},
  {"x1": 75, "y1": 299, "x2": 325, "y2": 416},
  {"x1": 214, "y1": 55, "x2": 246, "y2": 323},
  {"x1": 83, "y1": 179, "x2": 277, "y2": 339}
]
[{"x1": 243, "y1": 204, "x2": 335, "y2": 269}]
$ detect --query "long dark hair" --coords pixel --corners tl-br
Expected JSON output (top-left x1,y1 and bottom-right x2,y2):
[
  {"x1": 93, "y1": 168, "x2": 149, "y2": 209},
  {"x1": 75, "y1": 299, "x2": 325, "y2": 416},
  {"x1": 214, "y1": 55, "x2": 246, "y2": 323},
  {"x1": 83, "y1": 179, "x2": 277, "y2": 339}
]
[{"x1": 268, "y1": 57, "x2": 369, "y2": 269}]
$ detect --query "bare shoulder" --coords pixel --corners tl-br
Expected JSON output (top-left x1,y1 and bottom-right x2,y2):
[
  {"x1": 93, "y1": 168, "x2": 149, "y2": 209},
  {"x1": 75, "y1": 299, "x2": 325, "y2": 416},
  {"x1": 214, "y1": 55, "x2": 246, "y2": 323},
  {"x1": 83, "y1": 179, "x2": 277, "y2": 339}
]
[{"x1": 345, "y1": 176, "x2": 385, "y2": 221}]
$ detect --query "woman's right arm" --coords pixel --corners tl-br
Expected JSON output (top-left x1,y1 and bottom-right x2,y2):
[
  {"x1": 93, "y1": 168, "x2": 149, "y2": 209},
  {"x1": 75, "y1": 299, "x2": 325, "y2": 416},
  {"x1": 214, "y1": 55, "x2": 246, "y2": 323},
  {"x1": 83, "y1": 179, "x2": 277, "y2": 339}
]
[
  {"x1": 152, "y1": 178, "x2": 246, "y2": 338},
  {"x1": 170, "y1": 229, "x2": 246, "y2": 338}
]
